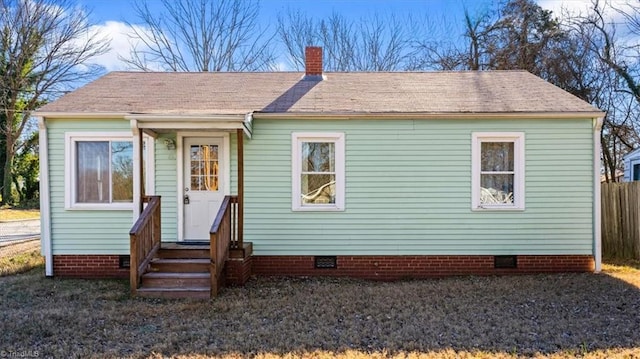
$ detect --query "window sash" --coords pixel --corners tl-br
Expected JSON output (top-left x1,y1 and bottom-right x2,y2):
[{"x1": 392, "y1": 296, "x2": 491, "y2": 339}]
[
  {"x1": 66, "y1": 133, "x2": 136, "y2": 210},
  {"x1": 75, "y1": 140, "x2": 133, "y2": 204},
  {"x1": 472, "y1": 133, "x2": 524, "y2": 211},
  {"x1": 292, "y1": 133, "x2": 345, "y2": 211}
]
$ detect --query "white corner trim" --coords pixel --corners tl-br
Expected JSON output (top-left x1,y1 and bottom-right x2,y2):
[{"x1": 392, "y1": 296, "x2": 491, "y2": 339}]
[
  {"x1": 471, "y1": 132, "x2": 525, "y2": 211},
  {"x1": 37, "y1": 117, "x2": 53, "y2": 276},
  {"x1": 594, "y1": 117, "x2": 604, "y2": 273},
  {"x1": 223, "y1": 134, "x2": 231, "y2": 195},
  {"x1": 291, "y1": 132, "x2": 346, "y2": 212},
  {"x1": 132, "y1": 120, "x2": 141, "y2": 222},
  {"x1": 176, "y1": 134, "x2": 184, "y2": 242}
]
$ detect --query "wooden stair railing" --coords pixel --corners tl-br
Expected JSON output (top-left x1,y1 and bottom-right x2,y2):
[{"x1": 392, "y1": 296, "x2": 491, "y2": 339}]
[
  {"x1": 129, "y1": 196, "x2": 162, "y2": 296},
  {"x1": 209, "y1": 195, "x2": 238, "y2": 297}
]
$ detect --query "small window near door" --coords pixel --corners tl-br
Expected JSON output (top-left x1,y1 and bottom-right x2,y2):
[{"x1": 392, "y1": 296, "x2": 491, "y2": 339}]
[
  {"x1": 65, "y1": 132, "x2": 134, "y2": 210},
  {"x1": 189, "y1": 145, "x2": 219, "y2": 191},
  {"x1": 633, "y1": 163, "x2": 640, "y2": 181}
]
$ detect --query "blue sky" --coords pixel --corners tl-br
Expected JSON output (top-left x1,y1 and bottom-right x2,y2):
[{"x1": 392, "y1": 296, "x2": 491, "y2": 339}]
[{"x1": 76, "y1": 0, "x2": 609, "y2": 71}]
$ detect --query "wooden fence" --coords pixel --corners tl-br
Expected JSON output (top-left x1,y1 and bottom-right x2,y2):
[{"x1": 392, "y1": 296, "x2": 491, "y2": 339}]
[{"x1": 601, "y1": 182, "x2": 640, "y2": 260}]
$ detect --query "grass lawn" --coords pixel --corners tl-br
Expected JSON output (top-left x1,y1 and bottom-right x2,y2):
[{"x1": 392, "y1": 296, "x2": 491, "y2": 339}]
[
  {"x1": 0, "y1": 247, "x2": 639, "y2": 358},
  {"x1": 0, "y1": 207, "x2": 40, "y2": 221},
  {"x1": 0, "y1": 240, "x2": 43, "y2": 276}
]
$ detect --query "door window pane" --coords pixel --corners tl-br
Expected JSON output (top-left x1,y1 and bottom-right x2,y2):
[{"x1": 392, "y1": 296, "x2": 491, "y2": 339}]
[{"x1": 190, "y1": 145, "x2": 219, "y2": 191}]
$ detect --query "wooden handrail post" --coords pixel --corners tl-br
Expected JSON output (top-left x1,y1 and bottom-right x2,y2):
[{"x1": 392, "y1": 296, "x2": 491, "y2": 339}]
[
  {"x1": 129, "y1": 195, "x2": 162, "y2": 297},
  {"x1": 209, "y1": 195, "x2": 234, "y2": 298},
  {"x1": 129, "y1": 233, "x2": 138, "y2": 295}
]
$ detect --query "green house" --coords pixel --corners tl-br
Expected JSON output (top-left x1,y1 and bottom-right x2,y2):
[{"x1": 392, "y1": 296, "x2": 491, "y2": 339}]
[{"x1": 35, "y1": 47, "x2": 605, "y2": 298}]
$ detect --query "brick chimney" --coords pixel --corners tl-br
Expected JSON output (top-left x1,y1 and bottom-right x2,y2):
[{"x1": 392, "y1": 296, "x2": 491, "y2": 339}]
[{"x1": 305, "y1": 46, "x2": 323, "y2": 79}]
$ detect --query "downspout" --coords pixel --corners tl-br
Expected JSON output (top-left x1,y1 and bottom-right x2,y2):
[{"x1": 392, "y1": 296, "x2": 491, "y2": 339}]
[
  {"x1": 594, "y1": 116, "x2": 604, "y2": 273},
  {"x1": 37, "y1": 117, "x2": 53, "y2": 276}
]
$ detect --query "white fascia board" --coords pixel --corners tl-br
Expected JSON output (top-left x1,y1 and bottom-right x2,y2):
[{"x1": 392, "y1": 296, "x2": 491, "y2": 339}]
[
  {"x1": 137, "y1": 122, "x2": 244, "y2": 130},
  {"x1": 124, "y1": 114, "x2": 245, "y2": 122},
  {"x1": 253, "y1": 111, "x2": 606, "y2": 120},
  {"x1": 33, "y1": 112, "x2": 127, "y2": 119}
]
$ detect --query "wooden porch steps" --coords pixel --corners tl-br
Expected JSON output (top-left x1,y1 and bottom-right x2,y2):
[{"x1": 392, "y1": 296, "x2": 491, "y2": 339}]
[
  {"x1": 136, "y1": 246, "x2": 212, "y2": 299},
  {"x1": 149, "y1": 258, "x2": 210, "y2": 272}
]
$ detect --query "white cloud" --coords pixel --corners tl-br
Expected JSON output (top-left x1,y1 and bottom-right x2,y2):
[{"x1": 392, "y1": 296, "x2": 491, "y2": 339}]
[
  {"x1": 85, "y1": 21, "x2": 156, "y2": 71},
  {"x1": 536, "y1": 0, "x2": 630, "y2": 21}
]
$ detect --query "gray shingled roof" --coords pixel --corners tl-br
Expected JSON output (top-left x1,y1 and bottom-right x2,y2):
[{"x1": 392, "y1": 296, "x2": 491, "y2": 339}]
[{"x1": 36, "y1": 70, "x2": 601, "y2": 116}]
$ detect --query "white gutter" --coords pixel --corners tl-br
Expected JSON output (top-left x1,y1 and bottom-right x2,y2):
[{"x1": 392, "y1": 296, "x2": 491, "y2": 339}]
[
  {"x1": 37, "y1": 117, "x2": 53, "y2": 276},
  {"x1": 33, "y1": 112, "x2": 128, "y2": 119},
  {"x1": 594, "y1": 116, "x2": 604, "y2": 273},
  {"x1": 124, "y1": 114, "x2": 245, "y2": 122},
  {"x1": 34, "y1": 111, "x2": 607, "y2": 121},
  {"x1": 253, "y1": 111, "x2": 606, "y2": 121}
]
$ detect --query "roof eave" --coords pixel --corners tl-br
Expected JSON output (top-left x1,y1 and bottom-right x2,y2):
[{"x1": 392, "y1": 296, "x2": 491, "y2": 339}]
[
  {"x1": 253, "y1": 111, "x2": 606, "y2": 120},
  {"x1": 33, "y1": 111, "x2": 129, "y2": 119},
  {"x1": 33, "y1": 112, "x2": 247, "y2": 121}
]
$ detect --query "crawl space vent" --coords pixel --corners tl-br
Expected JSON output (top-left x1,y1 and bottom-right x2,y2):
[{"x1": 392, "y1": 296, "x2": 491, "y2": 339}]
[
  {"x1": 494, "y1": 255, "x2": 517, "y2": 269},
  {"x1": 314, "y1": 256, "x2": 337, "y2": 269},
  {"x1": 119, "y1": 255, "x2": 131, "y2": 269}
]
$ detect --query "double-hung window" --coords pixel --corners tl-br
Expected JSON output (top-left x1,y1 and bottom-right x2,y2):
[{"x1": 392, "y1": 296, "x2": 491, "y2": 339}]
[
  {"x1": 292, "y1": 133, "x2": 345, "y2": 211},
  {"x1": 472, "y1": 132, "x2": 525, "y2": 210},
  {"x1": 66, "y1": 132, "x2": 134, "y2": 210}
]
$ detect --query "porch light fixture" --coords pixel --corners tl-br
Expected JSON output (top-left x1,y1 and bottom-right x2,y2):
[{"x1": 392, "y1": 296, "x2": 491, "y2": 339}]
[{"x1": 163, "y1": 138, "x2": 176, "y2": 150}]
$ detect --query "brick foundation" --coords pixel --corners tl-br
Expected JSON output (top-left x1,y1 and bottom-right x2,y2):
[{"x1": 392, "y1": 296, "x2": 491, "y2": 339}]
[
  {"x1": 252, "y1": 255, "x2": 595, "y2": 280},
  {"x1": 52, "y1": 254, "x2": 595, "y2": 281},
  {"x1": 53, "y1": 255, "x2": 129, "y2": 278},
  {"x1": 225, "y1": 256, "x2": 253, "y2": 286}
]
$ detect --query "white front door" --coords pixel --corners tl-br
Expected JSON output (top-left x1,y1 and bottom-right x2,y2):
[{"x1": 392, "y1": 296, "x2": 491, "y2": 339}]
[{"x1": 183, "y1": 137, "x2": 225, "y2": 240}]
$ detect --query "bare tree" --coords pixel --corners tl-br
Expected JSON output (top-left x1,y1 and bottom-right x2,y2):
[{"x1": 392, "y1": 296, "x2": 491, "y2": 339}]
[
  {"x1": 0, "y1": 0, "x2": 108, "y2": 204},
  {"x1": 574, "y1": 0, "x2": 640, "y2": 181},
  {"x1": 123, "y1": 0, "x2": 275, "y2": 72},
  {"x1": 277, "y1": 10, "x2": 413, "y2": 71},
  {"x1": 413, "y1": 9, "x2": 495, "y2": 71}
]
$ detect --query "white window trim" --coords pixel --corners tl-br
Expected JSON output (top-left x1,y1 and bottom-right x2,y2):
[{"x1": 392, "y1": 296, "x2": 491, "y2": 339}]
[
  {"x1": 631, "y1": 159, "x2": 640, "y2": 181},
  {"x1": 471, "y1": 132, "x2": 525, "y2": 211},
  {"x1": 65, "y1": 132, "x2": 135, "y2": 210},
  {"x1": 292, "y1": 132, "x2": 345, "y2": 212}
]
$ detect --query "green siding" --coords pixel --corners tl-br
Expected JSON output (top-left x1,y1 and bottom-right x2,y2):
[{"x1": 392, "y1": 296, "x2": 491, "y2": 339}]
[
  {"x1": 47, "y1": 123, "x2": 237, "y2": 253},
  {"x1": 47, "y1": 119, "x2": 133, "y2": 255},
  {"x1": 154, "y1": 134, "x2": 178, "y2": 241},
  {"x1": 244, "y1": 119, "x2": 595, "y2": 256},
  {"x1": 46, "y1": 117, "x2": 594, "y2": 256}
]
